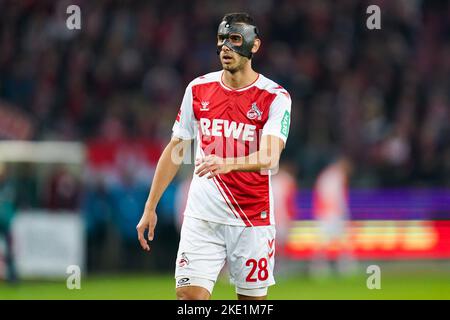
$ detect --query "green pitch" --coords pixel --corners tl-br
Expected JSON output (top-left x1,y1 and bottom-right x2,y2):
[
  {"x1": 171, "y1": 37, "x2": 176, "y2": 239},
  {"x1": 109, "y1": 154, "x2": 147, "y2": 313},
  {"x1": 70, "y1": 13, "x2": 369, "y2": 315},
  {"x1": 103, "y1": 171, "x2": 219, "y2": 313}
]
[{"x1": 1, "y1": 270, "x2": 449, "y2": 300}]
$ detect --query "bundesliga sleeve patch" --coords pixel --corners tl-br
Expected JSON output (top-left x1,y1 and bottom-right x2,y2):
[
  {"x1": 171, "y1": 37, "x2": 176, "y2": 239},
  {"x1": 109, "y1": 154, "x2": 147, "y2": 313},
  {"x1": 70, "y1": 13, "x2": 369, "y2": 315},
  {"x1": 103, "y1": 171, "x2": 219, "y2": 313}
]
[{"x1": 281, "y1": 110, "x2": 290, "y2": 138}]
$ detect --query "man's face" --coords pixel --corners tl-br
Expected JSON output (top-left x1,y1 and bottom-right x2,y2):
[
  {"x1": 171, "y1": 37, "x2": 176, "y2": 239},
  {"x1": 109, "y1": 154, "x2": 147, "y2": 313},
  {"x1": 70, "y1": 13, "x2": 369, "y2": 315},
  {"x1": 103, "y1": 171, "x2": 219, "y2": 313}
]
[{"x1": 217, "y1": 33, "x2": 249, "y2": 73}]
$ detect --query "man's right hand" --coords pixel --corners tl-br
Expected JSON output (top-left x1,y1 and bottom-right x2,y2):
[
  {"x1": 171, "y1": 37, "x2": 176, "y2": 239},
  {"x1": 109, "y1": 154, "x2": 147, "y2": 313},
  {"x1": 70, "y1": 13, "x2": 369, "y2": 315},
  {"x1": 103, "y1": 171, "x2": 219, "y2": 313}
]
[
  {"x1": 136, "y1": 209, "x2": 158, "y2": 251},
  {"x1": 136, "y1": 137, "x2": 189, "y2": 252}
]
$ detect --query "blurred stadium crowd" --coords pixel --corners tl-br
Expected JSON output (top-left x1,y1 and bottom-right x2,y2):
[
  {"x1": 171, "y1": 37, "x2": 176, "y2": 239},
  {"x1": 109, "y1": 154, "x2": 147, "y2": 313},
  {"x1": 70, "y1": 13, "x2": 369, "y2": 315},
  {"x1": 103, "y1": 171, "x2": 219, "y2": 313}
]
[
  {"x1": 0, "y1": 0, "x2": 449, "y2": 273},
  {"x1": 0, "y1": 0, "x2": 448, "y2": 186}
]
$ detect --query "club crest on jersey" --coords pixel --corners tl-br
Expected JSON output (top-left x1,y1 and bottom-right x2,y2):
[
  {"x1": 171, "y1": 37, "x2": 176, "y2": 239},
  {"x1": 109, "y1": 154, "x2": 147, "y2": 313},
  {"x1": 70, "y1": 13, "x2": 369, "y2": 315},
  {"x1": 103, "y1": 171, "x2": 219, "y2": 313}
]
[
  {"x1": 247, "y1": 102, "x2": 262, "y2": 120},
  {"x1": 179, "y1": 253, "x2": 189, "y2": 267},
  {"x1": 200, "y1": 101, "x2": 210, "y2": 111}
]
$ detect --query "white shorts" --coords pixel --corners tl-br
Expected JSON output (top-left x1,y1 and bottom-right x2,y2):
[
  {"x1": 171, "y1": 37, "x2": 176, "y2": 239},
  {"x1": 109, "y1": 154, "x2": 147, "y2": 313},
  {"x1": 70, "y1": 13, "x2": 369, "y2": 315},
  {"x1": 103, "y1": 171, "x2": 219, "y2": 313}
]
[{"x1": 175, "y1": 216, "x2": 276, "y2": 296}]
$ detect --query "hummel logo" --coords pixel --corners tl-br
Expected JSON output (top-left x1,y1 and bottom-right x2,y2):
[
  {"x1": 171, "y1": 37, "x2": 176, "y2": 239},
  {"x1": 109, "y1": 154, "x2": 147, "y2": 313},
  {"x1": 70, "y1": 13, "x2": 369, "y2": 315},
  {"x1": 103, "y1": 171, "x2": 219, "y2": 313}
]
[{"x1": 200, "y1": 101, "x2": 210, "y2": 111}]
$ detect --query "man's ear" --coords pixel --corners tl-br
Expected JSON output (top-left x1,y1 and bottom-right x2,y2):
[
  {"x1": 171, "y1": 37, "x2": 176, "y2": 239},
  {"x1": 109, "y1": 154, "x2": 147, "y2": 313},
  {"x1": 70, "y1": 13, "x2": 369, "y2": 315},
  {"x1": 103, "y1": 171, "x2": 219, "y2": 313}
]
[{"x1": 252, "y1": 38, "x2": 261, "y2": 54}]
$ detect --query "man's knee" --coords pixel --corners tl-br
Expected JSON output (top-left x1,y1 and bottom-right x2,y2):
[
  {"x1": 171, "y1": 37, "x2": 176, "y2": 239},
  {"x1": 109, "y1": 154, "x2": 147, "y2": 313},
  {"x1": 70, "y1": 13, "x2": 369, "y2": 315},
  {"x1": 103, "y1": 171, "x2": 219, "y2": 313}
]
[
  {"x1": 236, "y1": 287, "x2": 268, "y2": 300},
  {"x1": 237, "y1": 294, "x2": 267, "y2": 300},
  {"x1": 176, "y1": 286, "x2": 211, "y2": 300}
]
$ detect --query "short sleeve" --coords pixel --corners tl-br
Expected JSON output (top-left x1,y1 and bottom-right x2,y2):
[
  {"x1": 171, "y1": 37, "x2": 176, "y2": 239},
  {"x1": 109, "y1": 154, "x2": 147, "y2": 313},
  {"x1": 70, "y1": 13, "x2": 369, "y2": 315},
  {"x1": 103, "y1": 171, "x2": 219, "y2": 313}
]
[
  {"x1": 261, "y1": 93, "x2": 292, "y2": 144},
  {"x1": 172, "y1": 84, "x2": 196, "y2": 140}
]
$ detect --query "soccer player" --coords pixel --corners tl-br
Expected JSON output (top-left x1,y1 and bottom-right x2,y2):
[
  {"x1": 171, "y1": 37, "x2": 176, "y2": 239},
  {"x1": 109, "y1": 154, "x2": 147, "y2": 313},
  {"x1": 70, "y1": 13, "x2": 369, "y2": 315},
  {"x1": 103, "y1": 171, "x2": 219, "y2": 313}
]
[
  {"x1": 311, "y1": 156, "x2": 355, "y2": 276},
  {"x1": 136, "y1": 12, "x2": 291, "y2": 300}
]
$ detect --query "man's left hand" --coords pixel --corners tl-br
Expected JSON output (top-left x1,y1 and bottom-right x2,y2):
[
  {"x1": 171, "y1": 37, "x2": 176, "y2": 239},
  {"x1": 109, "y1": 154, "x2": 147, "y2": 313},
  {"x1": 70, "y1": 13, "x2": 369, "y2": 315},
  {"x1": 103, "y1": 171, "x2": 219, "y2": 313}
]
[{"x1": 195, "y1": 155, "x2": 233, "y2": 179}]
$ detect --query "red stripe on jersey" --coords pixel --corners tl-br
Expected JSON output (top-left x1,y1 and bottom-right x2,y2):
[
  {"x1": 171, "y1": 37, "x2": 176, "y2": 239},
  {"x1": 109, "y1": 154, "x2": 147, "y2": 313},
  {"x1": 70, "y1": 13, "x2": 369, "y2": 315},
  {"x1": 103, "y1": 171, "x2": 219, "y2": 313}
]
[
  {"x1": 218, "y1": 171, "x2": 271, "y2": 226},
  {"x1": 216, "y1": 174, "x2": 253, "y2": 226},
  {"x1": 274, "y1": 85, "x2": 290, "y2": 99},
  {"x1": 212, "y1": 177, "x2": 239, "y2": 219}
]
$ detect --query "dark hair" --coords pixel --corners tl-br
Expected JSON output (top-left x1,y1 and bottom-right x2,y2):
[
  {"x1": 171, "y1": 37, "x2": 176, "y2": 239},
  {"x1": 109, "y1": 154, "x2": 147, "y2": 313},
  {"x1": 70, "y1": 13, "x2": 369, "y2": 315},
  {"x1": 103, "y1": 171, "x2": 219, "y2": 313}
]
[{"x1": 222, "y1": 12, "x2": 256, "y2": 27}]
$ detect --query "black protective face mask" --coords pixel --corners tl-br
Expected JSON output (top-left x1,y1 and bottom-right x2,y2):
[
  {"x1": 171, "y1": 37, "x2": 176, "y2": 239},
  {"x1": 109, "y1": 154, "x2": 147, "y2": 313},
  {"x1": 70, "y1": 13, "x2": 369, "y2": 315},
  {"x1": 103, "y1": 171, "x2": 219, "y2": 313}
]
[{"x1": 217, "y1": 20, "x2": 259, "y2": 59}]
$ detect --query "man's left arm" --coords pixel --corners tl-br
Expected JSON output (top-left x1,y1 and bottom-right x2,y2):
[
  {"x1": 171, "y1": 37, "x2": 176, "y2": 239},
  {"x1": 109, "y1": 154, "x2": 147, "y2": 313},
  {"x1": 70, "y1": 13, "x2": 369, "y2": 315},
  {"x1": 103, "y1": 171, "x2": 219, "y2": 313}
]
[
  {"x1": 195, "y1": 135, "x2": 284, "y2": 178},
  {"x1": 196, "y1": 91, "x2": 291, "y2": 178}
]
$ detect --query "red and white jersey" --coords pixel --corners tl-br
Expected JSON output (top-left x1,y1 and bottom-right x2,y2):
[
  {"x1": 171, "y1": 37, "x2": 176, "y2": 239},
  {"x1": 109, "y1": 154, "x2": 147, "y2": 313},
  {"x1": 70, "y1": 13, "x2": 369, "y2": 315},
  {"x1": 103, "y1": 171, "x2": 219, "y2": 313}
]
[{"x1": 172, "y1": 71, "x2": 292, "y2": 227}]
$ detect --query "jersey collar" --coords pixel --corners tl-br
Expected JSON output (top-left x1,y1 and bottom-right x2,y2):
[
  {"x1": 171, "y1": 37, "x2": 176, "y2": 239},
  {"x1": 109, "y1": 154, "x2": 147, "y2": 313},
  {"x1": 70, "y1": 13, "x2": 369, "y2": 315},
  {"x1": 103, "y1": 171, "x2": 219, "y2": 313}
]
[{"x1": 219, "y1": 71, "x2": 260, "y2": 92}]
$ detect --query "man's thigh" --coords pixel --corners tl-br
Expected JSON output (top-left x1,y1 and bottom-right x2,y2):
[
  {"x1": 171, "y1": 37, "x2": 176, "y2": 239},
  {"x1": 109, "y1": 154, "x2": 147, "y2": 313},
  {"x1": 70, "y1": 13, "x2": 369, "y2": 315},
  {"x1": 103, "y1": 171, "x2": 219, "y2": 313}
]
[
  {"x1": 175, "y1": 216, "x2": 226, "y2": 295},
  {"x1": 226, "y1": 225, "x2": 276, "y2": 297}
]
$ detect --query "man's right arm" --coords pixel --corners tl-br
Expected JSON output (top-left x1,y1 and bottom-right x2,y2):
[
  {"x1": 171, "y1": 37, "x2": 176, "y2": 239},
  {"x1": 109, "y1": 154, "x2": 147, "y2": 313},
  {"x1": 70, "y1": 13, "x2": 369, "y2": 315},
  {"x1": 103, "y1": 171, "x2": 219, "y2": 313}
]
[{"x1": 136, "y1": 137, "x2": 191, "y2": 251}]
